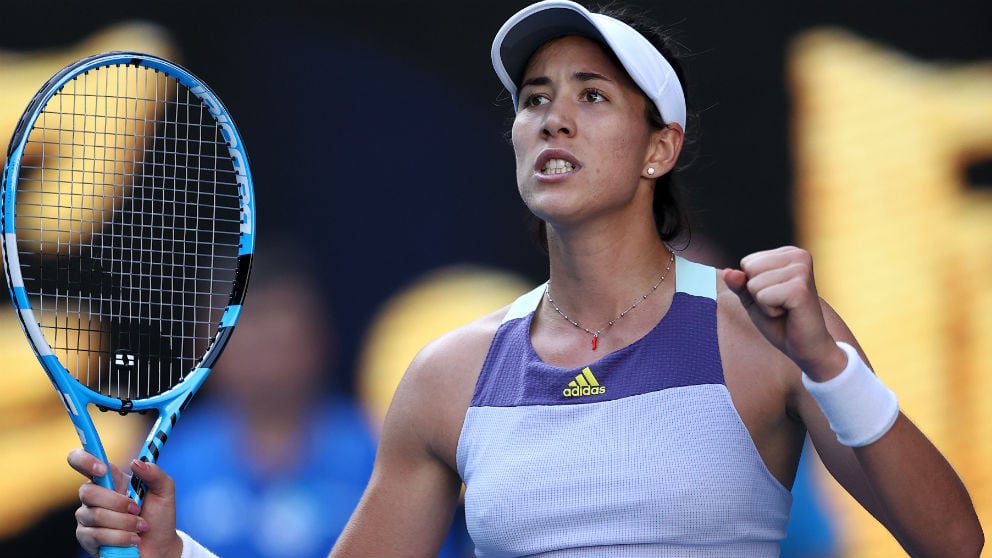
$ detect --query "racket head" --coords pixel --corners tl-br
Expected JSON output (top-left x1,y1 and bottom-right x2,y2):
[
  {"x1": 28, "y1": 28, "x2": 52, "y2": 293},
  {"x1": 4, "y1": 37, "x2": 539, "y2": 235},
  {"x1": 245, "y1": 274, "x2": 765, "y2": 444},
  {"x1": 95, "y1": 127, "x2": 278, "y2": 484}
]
[
  {"x1": 1, "y1": 50, "x2": 255, "y2": 558},
  {"x1": 1, "y1": 50, "x2": 254, "y2": 421}
]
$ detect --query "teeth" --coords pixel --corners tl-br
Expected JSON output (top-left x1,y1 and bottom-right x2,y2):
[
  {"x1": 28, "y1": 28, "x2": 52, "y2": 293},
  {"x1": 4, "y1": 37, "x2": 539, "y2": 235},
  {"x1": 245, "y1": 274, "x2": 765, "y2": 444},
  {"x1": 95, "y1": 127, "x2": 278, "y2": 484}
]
[{"x1": 542, "y1": 159, "x2": 574, "y2": 174}]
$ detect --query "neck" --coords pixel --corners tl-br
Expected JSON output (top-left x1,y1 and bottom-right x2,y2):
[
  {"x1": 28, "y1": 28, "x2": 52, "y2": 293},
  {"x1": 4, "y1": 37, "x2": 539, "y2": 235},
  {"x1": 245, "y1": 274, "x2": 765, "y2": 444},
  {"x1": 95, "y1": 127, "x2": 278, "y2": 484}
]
[
  {"x1": 544, "y1": 235, "x2": 675, "y2": 346},
  {"x1": 546, "y1": 220, "x2": 673, "y2": 306}
]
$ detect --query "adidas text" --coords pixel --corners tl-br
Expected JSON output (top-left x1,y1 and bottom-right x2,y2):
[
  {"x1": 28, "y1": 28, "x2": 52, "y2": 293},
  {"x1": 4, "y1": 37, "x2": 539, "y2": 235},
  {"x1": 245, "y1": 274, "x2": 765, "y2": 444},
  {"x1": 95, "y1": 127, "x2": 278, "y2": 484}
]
[{"x1": 563, "y1": 385, "x2": 606, "y2": 397}]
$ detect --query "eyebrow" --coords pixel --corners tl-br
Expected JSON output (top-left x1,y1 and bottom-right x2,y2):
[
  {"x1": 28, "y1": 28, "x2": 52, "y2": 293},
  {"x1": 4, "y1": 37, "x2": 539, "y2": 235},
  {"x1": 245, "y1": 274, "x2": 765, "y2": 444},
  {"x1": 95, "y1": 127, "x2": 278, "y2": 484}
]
[
  {"x1": 520, "y1": 71, "x2": 614, "y2": 90},
  {"x1": 574, "y1": 71, "x2": 613, "y2": 83}
]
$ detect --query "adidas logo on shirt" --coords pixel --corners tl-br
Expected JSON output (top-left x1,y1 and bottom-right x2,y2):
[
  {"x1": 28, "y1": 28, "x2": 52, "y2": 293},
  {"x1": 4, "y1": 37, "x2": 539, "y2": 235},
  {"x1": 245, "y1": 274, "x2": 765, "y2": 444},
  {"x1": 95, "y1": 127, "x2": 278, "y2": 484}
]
[{"x1": 563, "y1": 367, "x2": 606, "y2": 397}]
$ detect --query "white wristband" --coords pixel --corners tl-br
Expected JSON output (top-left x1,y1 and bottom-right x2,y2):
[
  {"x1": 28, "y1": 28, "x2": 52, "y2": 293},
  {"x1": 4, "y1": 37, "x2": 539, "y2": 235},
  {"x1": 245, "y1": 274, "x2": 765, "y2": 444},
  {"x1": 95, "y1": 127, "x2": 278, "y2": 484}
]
[
  {"x1": 801, "y1": 341, "x2": 899, "y2": 447},
  {"x1": 178, "y1": 530, "x2": 220, "y2": 558}
]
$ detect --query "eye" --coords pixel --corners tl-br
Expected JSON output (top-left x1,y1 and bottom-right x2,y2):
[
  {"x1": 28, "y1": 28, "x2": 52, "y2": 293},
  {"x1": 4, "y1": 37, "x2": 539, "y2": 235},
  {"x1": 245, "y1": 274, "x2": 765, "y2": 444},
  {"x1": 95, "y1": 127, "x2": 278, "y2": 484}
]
[
  {"x1": 522, "y1": 93, "x2": 550, "y2": 109},
  {"x1": 582, "y1": 89, "x2": 607, "y2": 103}
]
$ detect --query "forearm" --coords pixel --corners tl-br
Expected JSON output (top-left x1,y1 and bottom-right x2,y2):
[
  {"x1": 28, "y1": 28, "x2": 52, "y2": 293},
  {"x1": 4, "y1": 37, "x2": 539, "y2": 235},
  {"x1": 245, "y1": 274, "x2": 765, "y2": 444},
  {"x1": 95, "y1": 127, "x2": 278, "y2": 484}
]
[
  {"x1": 801, "y1": 341, "x2": 983, "y2": 556},
  {"x1": 852, "y1": 415, "x2": 983, "y2": 558}
]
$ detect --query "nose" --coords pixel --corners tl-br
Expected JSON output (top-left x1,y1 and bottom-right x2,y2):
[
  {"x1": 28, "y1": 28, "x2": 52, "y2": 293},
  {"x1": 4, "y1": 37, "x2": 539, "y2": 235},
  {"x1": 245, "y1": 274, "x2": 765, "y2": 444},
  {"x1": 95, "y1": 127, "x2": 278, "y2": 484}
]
[{"x1": 542, "y1": 99, "x2": 575, "y2": 138}]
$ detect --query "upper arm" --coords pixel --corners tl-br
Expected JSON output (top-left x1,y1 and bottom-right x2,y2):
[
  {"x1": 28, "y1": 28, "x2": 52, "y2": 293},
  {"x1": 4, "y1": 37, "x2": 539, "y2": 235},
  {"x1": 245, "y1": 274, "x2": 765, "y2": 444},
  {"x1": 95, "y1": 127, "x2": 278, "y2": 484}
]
[
  {"x1": 331, "y1": 353, "x2": 463, "y2": 557},
  {"x1": 330, "y1": 314, "x2": 500, "y2": 558}
]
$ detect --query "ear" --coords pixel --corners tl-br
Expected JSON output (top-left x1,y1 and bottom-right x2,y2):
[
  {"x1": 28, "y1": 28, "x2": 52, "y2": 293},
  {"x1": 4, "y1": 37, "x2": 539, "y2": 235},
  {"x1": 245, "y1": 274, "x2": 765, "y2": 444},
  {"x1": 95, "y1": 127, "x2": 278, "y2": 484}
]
[{"x1": 642, "y1": 123, "x2": 684, "y2": 179}]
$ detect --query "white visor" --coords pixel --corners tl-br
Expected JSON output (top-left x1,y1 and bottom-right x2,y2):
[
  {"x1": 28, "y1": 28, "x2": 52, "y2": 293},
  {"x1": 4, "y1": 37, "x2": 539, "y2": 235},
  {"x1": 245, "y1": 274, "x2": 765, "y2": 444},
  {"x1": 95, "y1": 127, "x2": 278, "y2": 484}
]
[{"x1": 491, "y1": 0, "x2": 687, "y2": 131}]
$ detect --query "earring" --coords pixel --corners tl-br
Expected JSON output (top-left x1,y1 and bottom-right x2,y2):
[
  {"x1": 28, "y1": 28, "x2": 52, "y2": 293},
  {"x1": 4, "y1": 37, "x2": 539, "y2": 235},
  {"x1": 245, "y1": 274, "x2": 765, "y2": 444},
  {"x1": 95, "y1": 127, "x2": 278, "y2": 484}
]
[{"x1": 647, "y1": 167, "x2": 656, "y2": 175}]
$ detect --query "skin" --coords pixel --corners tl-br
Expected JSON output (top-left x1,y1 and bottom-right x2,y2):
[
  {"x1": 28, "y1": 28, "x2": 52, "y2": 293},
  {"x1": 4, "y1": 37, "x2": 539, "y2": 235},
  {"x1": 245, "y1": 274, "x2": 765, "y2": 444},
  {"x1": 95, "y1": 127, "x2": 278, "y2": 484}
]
[{"x1": 68, "y1": 35, "x2": 984, "y2": 558}]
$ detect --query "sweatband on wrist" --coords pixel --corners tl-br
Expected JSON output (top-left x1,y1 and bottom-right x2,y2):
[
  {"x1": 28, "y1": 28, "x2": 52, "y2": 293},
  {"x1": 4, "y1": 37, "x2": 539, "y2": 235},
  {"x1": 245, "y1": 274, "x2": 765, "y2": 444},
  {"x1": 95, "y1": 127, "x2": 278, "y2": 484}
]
[
  {"x1": 178, "y1": 530, "x2": 220, "y2": 558},
  {"x1": 801, "y1": 341, "x2": 899, "y2": 447}
]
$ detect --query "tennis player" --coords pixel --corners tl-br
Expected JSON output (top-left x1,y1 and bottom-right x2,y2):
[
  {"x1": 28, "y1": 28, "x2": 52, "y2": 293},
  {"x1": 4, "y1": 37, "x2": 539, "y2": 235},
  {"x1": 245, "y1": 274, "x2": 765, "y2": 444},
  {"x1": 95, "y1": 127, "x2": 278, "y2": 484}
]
[{"x1": 70, "y1": 1, "x2": 983, "y2": 557}]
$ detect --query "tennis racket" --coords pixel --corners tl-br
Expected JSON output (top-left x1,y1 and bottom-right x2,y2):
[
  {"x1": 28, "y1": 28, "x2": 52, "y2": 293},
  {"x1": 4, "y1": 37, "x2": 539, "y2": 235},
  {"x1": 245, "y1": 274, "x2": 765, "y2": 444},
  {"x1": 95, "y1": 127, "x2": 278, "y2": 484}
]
[{"x1": 1, "y1": 51, "x2": 254, "y2": 557}]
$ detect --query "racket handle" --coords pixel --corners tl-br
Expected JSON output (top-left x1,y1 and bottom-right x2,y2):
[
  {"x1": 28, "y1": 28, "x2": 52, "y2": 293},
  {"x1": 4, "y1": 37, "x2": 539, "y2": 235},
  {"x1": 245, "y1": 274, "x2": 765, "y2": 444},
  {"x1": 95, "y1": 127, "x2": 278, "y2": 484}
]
[
  {"x1": 75, "y1": 422, "x2": 140, "y2": 557},
  {"x1": 89, "y1": 460, "x2": 140, "y2": 557},
  {"x1": 93, "y1": 467, "x2": 140, "y2": 557},
  {"x1": 99, "y1": 546, "x2": 140, "y2": 557}
]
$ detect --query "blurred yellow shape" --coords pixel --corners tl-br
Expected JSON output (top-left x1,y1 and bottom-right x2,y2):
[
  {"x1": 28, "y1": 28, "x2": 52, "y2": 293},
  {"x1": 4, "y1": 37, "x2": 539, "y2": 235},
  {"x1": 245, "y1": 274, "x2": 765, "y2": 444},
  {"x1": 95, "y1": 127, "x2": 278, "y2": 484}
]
[
  {"x1": 356, "y1": 265, "x2": 533, "y2": 430},
  {"x1": 10, "y1": 31, "x2": 176, "y2": 251},
  {"x1": 789, "y1": 28, "x2": 992, "y2": 558},
  {"x1": 0, "y1": 21, "x2": 179, "y2": 151}
]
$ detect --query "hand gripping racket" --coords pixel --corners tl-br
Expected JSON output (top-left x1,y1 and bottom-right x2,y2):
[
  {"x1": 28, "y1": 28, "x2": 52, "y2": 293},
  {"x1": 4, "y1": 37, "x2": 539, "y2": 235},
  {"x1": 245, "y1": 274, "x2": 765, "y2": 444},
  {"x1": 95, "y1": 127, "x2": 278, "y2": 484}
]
[{"x1": 1, "y1": 52, "x2": 254, "y2": 557}]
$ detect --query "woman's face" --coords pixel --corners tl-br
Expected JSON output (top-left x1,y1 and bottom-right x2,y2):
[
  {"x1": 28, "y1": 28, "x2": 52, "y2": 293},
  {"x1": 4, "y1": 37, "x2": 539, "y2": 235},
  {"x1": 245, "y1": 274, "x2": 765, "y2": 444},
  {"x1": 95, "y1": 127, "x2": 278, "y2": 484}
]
[{"x1": 511, "y1": 35, "x2": 656, "y2": 230}]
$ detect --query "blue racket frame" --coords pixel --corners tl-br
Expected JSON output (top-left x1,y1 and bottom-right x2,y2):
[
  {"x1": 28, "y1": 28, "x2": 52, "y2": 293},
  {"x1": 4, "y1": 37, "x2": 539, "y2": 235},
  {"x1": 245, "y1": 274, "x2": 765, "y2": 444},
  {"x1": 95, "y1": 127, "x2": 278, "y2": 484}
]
[{"x1": 1, "y1": 51, "x2": 255, "y2": 558}]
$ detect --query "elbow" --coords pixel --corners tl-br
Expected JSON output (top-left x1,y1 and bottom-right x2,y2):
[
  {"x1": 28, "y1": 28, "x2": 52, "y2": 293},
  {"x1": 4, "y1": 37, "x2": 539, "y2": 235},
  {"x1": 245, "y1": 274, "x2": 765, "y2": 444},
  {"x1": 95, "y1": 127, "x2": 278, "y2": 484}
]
[
  {"x1": 961, "y1": 526, "x2": 984, "y2": 558},
  {"x1": 901, "y1": 513, "x2": 984, "y2": 558},
  {"x1": 935, "y1": 519, "x2": 984, "y2": 558}
]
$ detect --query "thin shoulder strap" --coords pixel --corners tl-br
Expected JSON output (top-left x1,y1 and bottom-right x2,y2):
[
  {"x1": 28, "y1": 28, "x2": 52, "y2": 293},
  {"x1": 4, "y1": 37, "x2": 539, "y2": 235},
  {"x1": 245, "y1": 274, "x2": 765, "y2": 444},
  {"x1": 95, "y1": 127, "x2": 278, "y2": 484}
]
[
  {"x1": 501, "y1": 283, "x2": 546, "y2": 324},
  {"x1": 675, "y1": 255, "x2": 717, "y2": 300}
]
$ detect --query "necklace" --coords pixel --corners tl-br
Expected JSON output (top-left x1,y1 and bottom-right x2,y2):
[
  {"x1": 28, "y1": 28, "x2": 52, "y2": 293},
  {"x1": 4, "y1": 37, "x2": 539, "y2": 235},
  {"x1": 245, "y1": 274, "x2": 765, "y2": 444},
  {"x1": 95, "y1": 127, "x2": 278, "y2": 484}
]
[{"x1": 545, "y1": 251, "x2": 675, "y2": 350}]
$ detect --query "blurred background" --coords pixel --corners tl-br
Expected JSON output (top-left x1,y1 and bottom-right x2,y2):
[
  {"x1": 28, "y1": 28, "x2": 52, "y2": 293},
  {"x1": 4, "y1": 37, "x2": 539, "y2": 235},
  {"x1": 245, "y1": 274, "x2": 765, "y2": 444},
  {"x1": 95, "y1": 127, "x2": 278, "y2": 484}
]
[{"x1": 0, "y1": 0, "x2": 989, "y2": 556}]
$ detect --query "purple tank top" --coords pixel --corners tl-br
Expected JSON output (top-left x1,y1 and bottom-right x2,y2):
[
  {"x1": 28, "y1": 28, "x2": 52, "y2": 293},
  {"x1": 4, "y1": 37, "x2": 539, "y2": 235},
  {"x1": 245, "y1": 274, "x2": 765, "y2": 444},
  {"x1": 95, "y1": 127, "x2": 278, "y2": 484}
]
[{"x1": 456, "y1": 256, "x2": 792, "y2": 557}]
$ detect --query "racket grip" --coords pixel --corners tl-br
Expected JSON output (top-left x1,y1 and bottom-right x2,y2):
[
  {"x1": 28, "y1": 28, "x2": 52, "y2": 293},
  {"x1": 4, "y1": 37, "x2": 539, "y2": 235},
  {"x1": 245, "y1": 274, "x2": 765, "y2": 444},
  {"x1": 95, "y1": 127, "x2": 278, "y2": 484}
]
[
  {"x1": 99, "y1": 545, "x2": 140, "y2": 557},
  {"x1": 89, "y1": 456, "x2": 141, "y2": 558},
  {"x1": 75, "y1": 424, "x2": 139, "y2": 556},
  {"x1": 94, "y1": 467, "x2": 140, "y2": 557}
]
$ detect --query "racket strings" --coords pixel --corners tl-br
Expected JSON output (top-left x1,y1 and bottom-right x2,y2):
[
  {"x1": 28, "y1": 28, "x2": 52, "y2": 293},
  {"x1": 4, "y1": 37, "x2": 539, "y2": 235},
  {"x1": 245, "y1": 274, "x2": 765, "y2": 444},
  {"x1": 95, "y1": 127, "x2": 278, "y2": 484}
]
[{"x1": 14, "y1": 63, "x2": 243, "y2": 400}]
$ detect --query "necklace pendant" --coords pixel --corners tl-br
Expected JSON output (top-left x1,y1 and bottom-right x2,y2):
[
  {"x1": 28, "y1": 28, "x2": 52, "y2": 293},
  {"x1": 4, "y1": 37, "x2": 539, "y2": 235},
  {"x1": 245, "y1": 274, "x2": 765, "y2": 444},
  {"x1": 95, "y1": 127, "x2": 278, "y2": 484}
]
[{"x1": 592, "y1": 336, "x2": 598, "y2": 351}]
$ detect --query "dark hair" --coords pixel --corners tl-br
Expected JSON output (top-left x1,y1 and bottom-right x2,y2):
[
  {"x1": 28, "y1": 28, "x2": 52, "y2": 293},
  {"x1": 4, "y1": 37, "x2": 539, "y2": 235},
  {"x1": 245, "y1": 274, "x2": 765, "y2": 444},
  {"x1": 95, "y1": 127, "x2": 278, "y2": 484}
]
[{"x1": 519, "y1": 1, "x2": 700, "y2": 253}]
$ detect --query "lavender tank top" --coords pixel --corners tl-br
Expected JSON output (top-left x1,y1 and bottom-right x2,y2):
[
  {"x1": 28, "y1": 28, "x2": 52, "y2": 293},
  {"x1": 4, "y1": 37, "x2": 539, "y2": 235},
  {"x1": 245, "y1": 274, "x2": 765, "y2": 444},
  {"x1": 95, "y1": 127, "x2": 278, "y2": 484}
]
[{"x1": 456, "y1": 256, "x2": 792, "y2": 557}]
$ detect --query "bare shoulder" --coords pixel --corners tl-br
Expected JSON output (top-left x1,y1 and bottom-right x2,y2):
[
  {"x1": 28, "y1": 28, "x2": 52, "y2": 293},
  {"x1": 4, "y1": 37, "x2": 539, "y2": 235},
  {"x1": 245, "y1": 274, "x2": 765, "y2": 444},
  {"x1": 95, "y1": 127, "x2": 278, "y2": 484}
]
[
  {"x1": 386, "y1": 305, "x2": 508, "y2": 468},
  {"x1": 403, "y1": 306, "x2": 506, "y2": 393}
]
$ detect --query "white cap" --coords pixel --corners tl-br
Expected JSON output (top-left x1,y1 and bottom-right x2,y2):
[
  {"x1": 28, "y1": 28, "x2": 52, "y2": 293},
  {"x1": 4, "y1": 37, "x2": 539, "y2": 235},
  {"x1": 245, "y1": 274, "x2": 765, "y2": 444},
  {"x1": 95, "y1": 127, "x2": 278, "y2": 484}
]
[{"x1": 492, "y1": 0, "x2": 687, "y2": 131}]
